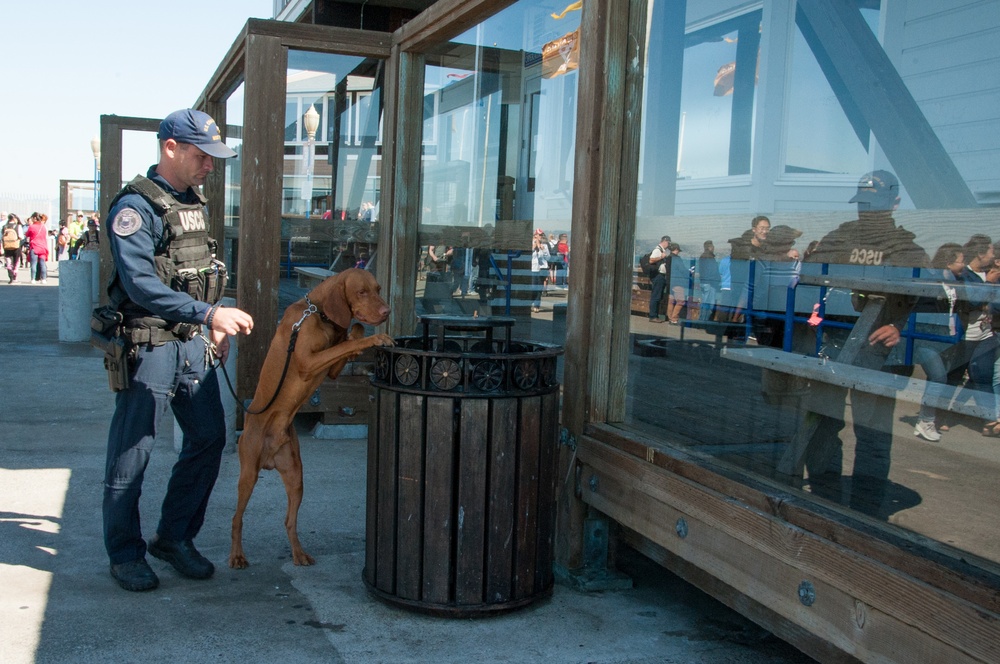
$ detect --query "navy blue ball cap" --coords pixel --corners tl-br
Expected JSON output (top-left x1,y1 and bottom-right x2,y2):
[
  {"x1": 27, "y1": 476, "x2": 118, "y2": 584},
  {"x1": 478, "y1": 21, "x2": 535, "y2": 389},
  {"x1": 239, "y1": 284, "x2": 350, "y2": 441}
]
[
  {"x1": 849, "y1": 169, "x2": 899, "y2": 205},
  {"x1": 158, "y1": 109, "x2": 237, "y2": 159}
]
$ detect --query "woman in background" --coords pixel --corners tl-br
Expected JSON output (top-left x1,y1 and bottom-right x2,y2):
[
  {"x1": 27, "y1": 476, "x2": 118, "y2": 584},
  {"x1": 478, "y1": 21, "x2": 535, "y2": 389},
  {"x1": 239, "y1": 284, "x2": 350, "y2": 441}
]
[{"x1": 24, "y1": 213, "x2": 50, "y2": 284}]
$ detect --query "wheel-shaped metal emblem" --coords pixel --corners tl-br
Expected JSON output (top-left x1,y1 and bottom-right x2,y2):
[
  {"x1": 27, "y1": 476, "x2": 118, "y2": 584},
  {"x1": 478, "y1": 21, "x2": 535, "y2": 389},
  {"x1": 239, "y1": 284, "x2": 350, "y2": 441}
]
[
  {"x1": 430, "y1": 358, "x2": 462, "y2": 390},
  {"x1": 540, "y1": 358, "x2": 556, "y2": 385},
  {"x1": 472, "y1": 360, "x2": 504, "y2": 392},
  {"x1": 374, "y1": 350, "x2": 390, "y2": 380},
  {"x1": 513, "y1": 360, "x2": 538, "y2": 389},
  {"x1": 394, "y1": 354, "x2": 419, "y2": 386}
]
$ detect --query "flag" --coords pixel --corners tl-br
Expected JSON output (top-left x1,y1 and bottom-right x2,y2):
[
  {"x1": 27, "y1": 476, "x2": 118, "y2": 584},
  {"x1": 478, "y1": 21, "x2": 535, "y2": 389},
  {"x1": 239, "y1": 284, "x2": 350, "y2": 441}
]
[
  {"x1": 542, "y1": 29, "x2": 580, "y2": 79},
  {"x1": 551, "y1": 1, "x2": 582, "y2": 20}
]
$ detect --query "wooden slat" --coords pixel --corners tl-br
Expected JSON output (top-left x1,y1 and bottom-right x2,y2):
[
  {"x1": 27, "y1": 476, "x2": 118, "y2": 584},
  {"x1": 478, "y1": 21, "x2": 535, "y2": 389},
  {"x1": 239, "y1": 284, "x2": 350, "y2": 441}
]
[
  {"x1": 422, "y1": 397, "x2": 456, "y2": 604},
  {"x1": 456, "y1": 399, "x2": 489, "y2": 604},
  {"x1": 585, "y1": 461, "x2": 980, "y2": 663},
  {"x1": 364, "y1": 388, "x2": 382, "y2": 588},
  {"x1": 486, "y1": 398, "x2": 517, "y2": 603},
  {"x1": 395, "y1": 393, "x2": 425, "y2": 600},
  {"x1": 621, "y1": 528, "x2": 857, "y2": 664},
  {"x1": 375, "y1": 390, "x2": 399, "y2": 594},
  {"x1": 534, "y1": 391, "x2": 559, "y2": 589},
  {"x1": 514, "y1": 396, "x2": 541, "y2": 599},
  {"x1": 578, "y1": 438, "x2": 1000, "y2": 663},
  {"x1": 589, "y1": 465, "x2": 978, "y2": 663},
  {"x1": 585, "y1": 422, "x2": 1000, "y2": 615}
]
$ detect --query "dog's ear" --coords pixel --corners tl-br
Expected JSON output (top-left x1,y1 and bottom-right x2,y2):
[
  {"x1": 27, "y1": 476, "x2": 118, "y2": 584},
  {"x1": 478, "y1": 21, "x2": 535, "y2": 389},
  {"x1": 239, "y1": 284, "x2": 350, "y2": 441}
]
[{"x1": 323, "y1": 276, "x2": 353, "y2": 329}]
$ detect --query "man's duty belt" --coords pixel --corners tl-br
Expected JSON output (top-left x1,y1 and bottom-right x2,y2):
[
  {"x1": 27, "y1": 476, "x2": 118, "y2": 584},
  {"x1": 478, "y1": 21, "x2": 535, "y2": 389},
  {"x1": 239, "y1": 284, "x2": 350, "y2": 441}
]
[{"x1": 124, "y1": 321, "x2": 201, "y2": 345}]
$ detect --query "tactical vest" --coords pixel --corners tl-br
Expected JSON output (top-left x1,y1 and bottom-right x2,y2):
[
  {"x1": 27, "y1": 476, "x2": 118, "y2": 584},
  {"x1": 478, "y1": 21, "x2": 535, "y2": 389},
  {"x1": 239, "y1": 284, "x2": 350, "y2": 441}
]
[{"x1": 110, "y1": 176, "x2": 228, "y2": 333}]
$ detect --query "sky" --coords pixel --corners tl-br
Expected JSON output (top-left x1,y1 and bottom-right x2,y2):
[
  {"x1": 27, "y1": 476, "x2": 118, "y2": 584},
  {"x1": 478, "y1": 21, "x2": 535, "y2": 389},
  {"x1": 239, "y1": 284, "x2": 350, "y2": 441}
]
[{"x1": 0, "y1": 0, "x2": 274, "y2": 202}]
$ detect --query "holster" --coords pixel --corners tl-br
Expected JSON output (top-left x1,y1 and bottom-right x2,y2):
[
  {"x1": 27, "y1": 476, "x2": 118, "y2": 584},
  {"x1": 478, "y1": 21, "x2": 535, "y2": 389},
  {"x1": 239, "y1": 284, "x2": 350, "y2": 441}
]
[{"x1": 91, "y1": 306, "x2": 129, "y2": 392}]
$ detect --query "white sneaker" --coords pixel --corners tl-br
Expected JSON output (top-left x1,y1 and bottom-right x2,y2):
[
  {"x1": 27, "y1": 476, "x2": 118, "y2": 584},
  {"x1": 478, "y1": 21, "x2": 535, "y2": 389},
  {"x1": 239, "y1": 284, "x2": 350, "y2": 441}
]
[{"x1": 914, "y1": 420, "x2": 941, "y2": 442}]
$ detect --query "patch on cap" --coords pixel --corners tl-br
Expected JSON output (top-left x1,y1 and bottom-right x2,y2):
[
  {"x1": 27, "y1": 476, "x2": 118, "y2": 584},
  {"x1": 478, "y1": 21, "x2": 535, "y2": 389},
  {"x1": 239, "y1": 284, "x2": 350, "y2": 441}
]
[
  {"x1": 157, "y1": 109, "x2": 237, "y2": 159},
  {"x1": 112, "y1": 209, "x2": 143, "y2": 237}
]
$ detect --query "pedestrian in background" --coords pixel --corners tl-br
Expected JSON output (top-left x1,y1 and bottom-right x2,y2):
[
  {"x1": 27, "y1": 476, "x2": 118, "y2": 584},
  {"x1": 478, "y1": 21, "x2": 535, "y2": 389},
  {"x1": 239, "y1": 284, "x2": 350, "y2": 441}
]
[
  {"x1": 3, "y1": 213, "x2": 24, "y2": 283},
  {"x1": 24, "y1": 212, "x2": 49, "y2": 283}
]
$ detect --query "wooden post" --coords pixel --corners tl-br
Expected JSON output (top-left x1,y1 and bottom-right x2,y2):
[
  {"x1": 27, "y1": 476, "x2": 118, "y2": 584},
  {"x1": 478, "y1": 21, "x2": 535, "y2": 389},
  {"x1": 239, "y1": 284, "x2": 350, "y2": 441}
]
[{"x1": 236, "y1": 33, "x2": 287, "y2": 408}]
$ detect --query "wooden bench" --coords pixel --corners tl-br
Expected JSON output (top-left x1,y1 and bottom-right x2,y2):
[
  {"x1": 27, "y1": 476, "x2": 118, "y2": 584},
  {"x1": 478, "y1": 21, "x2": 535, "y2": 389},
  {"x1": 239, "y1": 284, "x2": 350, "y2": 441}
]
[{"x1": 294, "y1": 266, "x2": 335, "y2": 288}]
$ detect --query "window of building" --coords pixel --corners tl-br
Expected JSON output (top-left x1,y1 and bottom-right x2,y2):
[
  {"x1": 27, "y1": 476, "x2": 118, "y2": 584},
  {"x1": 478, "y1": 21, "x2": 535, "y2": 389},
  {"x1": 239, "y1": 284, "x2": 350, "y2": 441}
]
[
  {"x1": 626, "y1": 0, "x2": 1000, "y2": 568},
  {"x1": 415, "y1": 0, "x2": 580, "y2": 346}
]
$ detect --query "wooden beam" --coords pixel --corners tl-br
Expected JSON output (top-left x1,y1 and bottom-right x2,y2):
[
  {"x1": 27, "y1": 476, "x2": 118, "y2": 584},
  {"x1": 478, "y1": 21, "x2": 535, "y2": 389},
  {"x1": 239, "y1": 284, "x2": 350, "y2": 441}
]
[
  {"x1": 202, "y1": 100, "x2": 227, "y2": 255},
  {"x1": 578, "y1": 437, "x2": 998, "y2": 662},
  {"x1": 583, "y1": 423, "x2": 1000, "y2": 616},
  {"x1": 374, "y1": 44, "x2": 400, "y2": 321},
  {"x1": 196, "y1": 19, "x2": 392, "y2": 110},
  {"x1": 96, "y1": 115, "x2": 161, "y2": 306},
  {"x1": 386, "y1": 48, "x2": 424, "y2": 337},
  {"x1": 392, "y1": 0, "x2": 518, "y2": 53},
  {"x1": 620, "y1": 529, "x2": 859, "y2": 664},
  {"x1": 556, "y1": 0, "x2": 634, "y2": 572},
  {"x1": 236, "y1": 33, "x2": 287, "y2": 407},
  {"x1": 608, "y1": 0, "x2": 650, "y2": 419}
]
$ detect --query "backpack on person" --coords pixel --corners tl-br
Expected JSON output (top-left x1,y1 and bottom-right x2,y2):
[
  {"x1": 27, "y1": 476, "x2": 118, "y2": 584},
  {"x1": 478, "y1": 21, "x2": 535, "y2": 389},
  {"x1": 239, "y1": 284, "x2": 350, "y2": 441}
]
[
  {"x1": 2, "y1": 227, "x2": 19, "y2": 251},
  {"x1": 639, "y1": 251, "x2": 658, "y2": 280},
  {"x1": 58, "y1": 232, "x2": 68, "y2": 248}
]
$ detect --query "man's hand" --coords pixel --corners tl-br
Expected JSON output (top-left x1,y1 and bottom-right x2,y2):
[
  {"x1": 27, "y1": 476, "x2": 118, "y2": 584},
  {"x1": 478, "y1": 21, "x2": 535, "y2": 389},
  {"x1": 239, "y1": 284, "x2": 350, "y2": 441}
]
[
  {"x1": 869, "y1": 323, "x2": 901, "y2": 348},
  {"x1": 210, "y1": 306, "x2": 254, "y2": 336},
  {"x1": 211, "y1": 331, "x2": 231, "y2": 363}
]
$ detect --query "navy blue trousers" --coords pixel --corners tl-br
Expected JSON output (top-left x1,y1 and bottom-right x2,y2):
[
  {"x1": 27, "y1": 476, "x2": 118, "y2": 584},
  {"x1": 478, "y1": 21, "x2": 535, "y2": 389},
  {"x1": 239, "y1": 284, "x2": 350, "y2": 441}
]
[
  {"x1": 103, "y1": 336, "x2": 225, "y2": 565},
  {"x1": 648, "y1": 273, "x2": 667, "y2": 320}
]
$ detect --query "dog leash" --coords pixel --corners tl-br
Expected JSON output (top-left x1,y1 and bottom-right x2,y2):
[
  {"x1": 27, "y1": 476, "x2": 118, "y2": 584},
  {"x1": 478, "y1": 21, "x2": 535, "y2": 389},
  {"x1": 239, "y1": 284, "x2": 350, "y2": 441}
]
[{"x1": 214, "y1": 296, "x2": 321, "y2": 415}]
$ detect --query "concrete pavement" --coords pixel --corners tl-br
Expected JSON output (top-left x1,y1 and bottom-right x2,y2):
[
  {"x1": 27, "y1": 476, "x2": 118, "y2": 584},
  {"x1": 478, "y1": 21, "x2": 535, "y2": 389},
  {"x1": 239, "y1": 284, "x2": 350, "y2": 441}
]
[{"x1": 0, "y1": 267, "x2": 813, "y2": 664}]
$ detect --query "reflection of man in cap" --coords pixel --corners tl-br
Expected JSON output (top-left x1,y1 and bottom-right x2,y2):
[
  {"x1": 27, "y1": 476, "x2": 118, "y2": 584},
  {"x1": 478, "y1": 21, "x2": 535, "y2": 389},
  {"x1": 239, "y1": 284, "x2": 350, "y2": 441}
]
[
  {"x1": 798, "y1": 170, "x2": 929, "y2": 517},
  {"x1": 102, "y1": 109, "x2": 253, "y2": 592}
]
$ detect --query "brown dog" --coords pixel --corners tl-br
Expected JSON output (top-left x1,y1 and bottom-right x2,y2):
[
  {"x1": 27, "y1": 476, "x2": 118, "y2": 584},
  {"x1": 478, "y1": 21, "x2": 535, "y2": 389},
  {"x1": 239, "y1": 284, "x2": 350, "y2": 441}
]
[{"x1": 229, "y1": 268, "x2": 392, "y2": 569}]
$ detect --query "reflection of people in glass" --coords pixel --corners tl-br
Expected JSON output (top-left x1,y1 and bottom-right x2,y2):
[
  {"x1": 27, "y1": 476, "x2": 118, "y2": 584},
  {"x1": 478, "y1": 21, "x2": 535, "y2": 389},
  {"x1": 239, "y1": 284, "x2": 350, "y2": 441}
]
[
  {"x1": 799, "y1": 170, "x2": 930, "y2": 517},
  {"x1": 667, "y1": 244, "x2": 688, "y2": 324},
  {"x1": 912, "y1": 243, "x2": 964, "y2": 442},
  {"x1": 698, "y1": 241, "x2": 720, "y2": 321},
  {"x1": 945, "y1": 235, "x2": 998, "y2": 436},
  {"x1": 555, "y1": 233, "x2": 570, "y2": 287},
  {"x1": 531, "y1": 229, "x2": 550, "y2": 313}
]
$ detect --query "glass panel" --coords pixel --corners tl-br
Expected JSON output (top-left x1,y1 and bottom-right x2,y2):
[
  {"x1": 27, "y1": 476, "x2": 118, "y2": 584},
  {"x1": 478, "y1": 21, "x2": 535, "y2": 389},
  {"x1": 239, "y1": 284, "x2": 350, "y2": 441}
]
[
  {"x1": 416, "y1": 0, "x2": 580, "y2": 353},
  {"x1": 628, "y1": 0, "x2": 1000, "y2": 567},
  {"x1": 280, "y1": 50, "x2": 385, "y2": 306},
  {"x1": 224, "y1": 81, "x2": 245, "y2": 289},
  {"x1": 677, "y1": 10, "x2": 760, "y2": 179},
  {"x1": 783, "y1": 6, "x2": 879, "y2": 174}
]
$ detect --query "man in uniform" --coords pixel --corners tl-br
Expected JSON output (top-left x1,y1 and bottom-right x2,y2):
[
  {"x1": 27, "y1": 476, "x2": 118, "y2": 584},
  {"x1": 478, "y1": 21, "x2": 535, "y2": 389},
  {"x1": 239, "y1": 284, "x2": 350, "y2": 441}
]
[
  {"x1": 798, "y1": 170, "x2": 930, "y2": 517},
  {"x1": 103, "y1": 109, "x2": 254, "y2": 592}
]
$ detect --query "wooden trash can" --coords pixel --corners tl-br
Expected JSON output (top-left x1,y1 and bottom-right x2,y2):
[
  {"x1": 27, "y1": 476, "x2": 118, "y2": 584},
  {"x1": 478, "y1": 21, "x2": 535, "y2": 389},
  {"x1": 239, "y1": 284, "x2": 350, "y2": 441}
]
[{"x1": 364, "y1": 315, "x2": 563, "y2": 616}]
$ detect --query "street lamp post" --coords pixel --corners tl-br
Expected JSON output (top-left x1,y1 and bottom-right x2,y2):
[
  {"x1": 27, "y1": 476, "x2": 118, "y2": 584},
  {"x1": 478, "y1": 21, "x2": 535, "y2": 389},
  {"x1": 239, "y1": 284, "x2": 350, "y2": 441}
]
[
  {"x1": 90, "y1": 136, "x2": 101, "y2": 216},
  {"x1": 302, "y1": 104, "x2": 320, "y2": 217}
]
